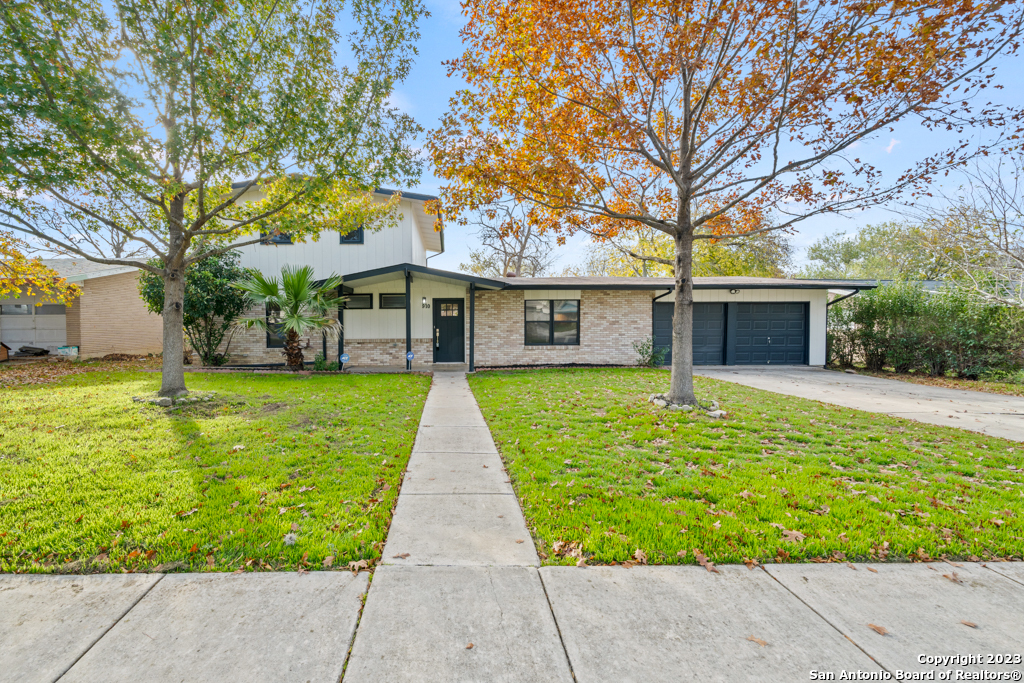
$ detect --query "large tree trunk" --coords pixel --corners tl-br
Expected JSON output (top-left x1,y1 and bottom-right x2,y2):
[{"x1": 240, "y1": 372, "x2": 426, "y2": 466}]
[
  {"x1": 667, "y1": 228, "x2": 697, "y2": 405},
  {"x1": 159, "y1": 266, "x2": 188, "y2": 396}
]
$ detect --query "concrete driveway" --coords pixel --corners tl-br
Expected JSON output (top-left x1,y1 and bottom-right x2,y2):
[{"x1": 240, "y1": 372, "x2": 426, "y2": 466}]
[{"x1": 695, "y1": 366, "x2": 1024, "y2": 442}]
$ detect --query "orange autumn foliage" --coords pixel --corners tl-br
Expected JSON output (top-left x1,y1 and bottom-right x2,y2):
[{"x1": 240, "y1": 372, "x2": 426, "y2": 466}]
[{"x1": 428, "y1": 0, "x2": 1023, "y2": 402}]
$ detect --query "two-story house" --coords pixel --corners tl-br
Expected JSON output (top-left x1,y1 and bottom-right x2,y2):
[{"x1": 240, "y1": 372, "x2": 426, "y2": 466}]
[{"x1": 229, "y1": 185, "x2": 876, "y2": 370}]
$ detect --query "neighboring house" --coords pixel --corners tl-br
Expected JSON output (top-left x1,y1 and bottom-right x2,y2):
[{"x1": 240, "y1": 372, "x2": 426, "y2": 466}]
[
  {"x1": 0, "y1": 259, "x2": 162, "y2": 358},
  {"x1": 230, "y1": 185, "x2": 877, "y2": 369}
]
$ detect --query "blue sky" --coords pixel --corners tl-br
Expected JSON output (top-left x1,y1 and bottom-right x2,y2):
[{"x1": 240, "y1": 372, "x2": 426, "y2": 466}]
[{"x1": 393, "y1": 0, "x2": 1023, "y2": 275}]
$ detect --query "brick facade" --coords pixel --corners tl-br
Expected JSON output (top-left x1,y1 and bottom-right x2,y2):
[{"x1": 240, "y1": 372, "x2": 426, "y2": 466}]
[
  {"x1": 68, "y1": 272, "x2": 163, "y2": 358},
  {"x1": 474, "y1": 289, "x2": 653, "y2": 367},
  {"x1": 220, "y1": 304, "x2": 341, "y2": 365}
]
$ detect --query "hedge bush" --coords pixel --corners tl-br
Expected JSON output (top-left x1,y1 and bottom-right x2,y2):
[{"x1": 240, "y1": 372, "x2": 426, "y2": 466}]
[{"x1": 827, "y1": 283, "x2": 1024, "y2": 378}]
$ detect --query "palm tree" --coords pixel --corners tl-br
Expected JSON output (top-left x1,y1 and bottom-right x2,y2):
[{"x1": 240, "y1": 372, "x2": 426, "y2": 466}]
[{"x1": 233, "y1": 265, "x2": 345, "y2": 369}]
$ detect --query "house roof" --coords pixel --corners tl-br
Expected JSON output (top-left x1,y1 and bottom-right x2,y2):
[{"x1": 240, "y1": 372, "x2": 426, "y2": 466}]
[
  {"x1": 40, "y1": 259, "x2": 139, "y2": 283},
  {"x1": 340, "y1": 264, "x2": 878, "y2": 292},
  {"x1": 492, "y1": 275, "x2": 879, "y2": 290}
]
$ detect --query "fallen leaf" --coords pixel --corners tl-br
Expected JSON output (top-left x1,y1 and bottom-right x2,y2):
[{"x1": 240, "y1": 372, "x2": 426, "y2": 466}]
[
  {"x1": 466, "y1": 643, "x2": 474, "y2": 650},
  {"x1": 576, "y1": 558, "x2": 587, "y2": 567},
  {"x1": 145, "y1": 550, "x2": 157, "y2": 560},
  {"x1": 738, "y1": 490, "x2": 754, "y2": 499},
  {"x1": 126, "y1": 550, "x2": 141, "y2": 559},
  {"x1": 232, "y1": 444, "x2": 244, "y2": 452},
  {"x1": 392, "y1": 553, "x2": 410, "y2": 559},
  {"x1": 693, "y1": 549, "x2": 719, "y2": 573},
  {"x1": 676, "y1": 549, "x2": 687, "y2": 559},
  {"x1": 943, "y1": 572, "x2": 963, "y2": 584},
  {"x1": 782, "y1": 529, "x2": 806, "y2": 543},
  {"x1": 866, "y1": 495, "x2": 882, "y2": 504},
  {"x1": 961, "y1": 620, "x2": 977, "y2": 628},
  {"x1": 743, "y1": 557, "x2": 759, "y2": 570},
  {"x1": 866, "y1": 566, "x2": 878, "y2": 573},
  {"x1": 633, "y1": 548, "x2": 648, "y2": 565},
  {"x1": 206, "y1": 555, "x2": 215, "y2": 567},
  {"x1": 349, "y1": 559, "x2": 369, "y2": 573},
  {"x1": 515, "y1": 539, "x2": 524, "y2": 544},
  {"x1": 747, "y1": 635, "x2": 768, "y2": 647},
  {"x1": 838, "y1": 533, "x2": 849, "y2": 543},
  {"x1": 867, "y1": 624, "x2": 889, "y2": 636},
  {"x1": 291, "y1": 522, "x2": 300, "y2": 532}
]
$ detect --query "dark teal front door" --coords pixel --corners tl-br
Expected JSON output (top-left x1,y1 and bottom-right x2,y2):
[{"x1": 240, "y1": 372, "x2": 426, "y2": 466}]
[{"x1": 432, "y1": 298, "x2": 465, "y2": 363}]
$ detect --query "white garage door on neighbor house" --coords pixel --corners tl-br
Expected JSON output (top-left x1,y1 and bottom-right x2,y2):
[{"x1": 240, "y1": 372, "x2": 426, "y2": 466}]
[{"x1": 0, "y1": 299, "x2": 67, "y2": 353}]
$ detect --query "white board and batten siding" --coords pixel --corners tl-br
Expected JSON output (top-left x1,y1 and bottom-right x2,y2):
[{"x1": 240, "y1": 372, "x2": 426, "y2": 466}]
[
  {"x1": 234, "y1": 193, "x2": 432, "y2": 280},
  {"x1": 344, "y1": 280, "x2": 469, "y2": 340},
  {"x1": 691, "y1": 288, "x2": 828, "y2": 366}
]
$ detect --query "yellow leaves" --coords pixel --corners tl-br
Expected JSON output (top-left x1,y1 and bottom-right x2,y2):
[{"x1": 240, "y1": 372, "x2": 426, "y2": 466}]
[{"x1": 0, "y1": 231, "x2": 81, "y2": 305}]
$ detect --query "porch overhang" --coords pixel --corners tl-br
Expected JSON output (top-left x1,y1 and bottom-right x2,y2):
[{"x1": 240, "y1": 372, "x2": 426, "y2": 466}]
[{"x1": 340, "y1": 263, "x2": 505, "y2": 291}]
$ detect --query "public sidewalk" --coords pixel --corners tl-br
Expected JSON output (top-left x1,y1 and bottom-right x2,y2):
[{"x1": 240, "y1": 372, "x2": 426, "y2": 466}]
[{"x1": 2, "y1": 372, "x2": 1024, "y2": 682}]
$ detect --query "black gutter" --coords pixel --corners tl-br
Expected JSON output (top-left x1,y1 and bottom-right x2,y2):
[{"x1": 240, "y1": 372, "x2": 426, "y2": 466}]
[
  {"x1": 342, "y1": 263, "x2": 505, "y2": 290},
  {"x1": 229, "y1": 180, "x2": 438, "y2": 202},
  {"x1": 826, "y1": 289, "x2": 864, "y2": 308}
]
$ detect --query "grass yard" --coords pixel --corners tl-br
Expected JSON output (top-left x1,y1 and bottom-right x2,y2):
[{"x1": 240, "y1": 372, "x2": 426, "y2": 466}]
[
  {"x1": 469, "y1": 368, "x2": 1024, "y2": 567},
  {"x1": 0, "y1": 370, "x2": 430, "y2": 573}
]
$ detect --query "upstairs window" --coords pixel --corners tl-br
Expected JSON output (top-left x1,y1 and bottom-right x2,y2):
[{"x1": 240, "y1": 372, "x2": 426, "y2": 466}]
[
  {"x1": 340, "y1": 226, "x2": 364, "y2": 244},
  {"x1": 525, "y1": 299, "x2": 579, "y2": 345},
  {"x1": 260, "y1": 231, "x2": 292, "y2": 245},
  {"x1": 379, "y1": 293, "x2": 406, "y2": 309}
]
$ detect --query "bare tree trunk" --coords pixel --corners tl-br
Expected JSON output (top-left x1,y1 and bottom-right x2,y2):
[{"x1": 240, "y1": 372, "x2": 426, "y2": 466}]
[
  {"x1": 667, "y1": 227, "x2": 697, "y2": 405},
  {"x1": 159, "y1": 266, "x2": 188, "y2": 396},
  {"x1": 284, "y1": 331, "x2": 304, "y2": 369}
]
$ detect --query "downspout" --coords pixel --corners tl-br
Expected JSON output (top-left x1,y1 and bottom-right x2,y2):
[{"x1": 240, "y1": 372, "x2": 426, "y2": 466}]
[
  {"x1": 469, "y1": 283, "x2": 475, "y2": 372},
  {"x1": 405, "y1": 269, "x2": 412, "y2": 371}
]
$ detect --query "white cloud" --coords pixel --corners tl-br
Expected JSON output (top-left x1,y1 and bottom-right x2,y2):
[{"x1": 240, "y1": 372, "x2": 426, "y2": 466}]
[{"x1": 885, "y1": 138, "x2": 900, "y2": 154}]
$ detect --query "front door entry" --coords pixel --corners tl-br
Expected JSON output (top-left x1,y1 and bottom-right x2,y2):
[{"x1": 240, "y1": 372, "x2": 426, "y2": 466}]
[{"x1": 432, "y1": 298, "x2": 465, "y2": 363}]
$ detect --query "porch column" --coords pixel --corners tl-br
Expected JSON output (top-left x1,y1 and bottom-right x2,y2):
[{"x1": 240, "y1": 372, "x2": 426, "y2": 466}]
[
  {"x1": 405, "y1": 270, "x2": 412, "y2": 371},
  {"x1": 469, "y1": 283, "x2": 475, "y2": 372}
]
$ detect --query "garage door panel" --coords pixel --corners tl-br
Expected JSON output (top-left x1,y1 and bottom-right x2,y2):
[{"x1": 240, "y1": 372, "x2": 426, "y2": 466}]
[
  {"x1": 653, "y1": 302, "x2": 724, "y2": 365},
  {"x1": 733, "y1": 302, "x2": 807, "y2": 365}
]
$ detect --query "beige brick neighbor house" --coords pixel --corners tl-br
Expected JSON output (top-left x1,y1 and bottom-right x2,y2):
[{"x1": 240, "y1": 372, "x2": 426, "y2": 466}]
[
  {"x1": 0, "y1": 259, "x2": 162, "y2": 359},
  {"x1": 228, "y1": 185, "x2": 876, "y2": 370}
]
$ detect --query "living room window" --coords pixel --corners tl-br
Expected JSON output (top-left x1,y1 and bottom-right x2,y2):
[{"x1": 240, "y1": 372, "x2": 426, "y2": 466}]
[
  {"x1": 266, "y1": 304, "x2": 285, "y2": 348},
  {"x1": 345, "y1": 293, "x2": 373, "y2": 309},
  {"x1": 524, "y1": 299, "x2": 579, "y2": 345}
]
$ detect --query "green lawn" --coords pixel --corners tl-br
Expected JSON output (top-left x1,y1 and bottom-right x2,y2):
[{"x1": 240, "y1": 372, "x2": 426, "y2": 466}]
[
  {"x1": 0, "y1": 370, "x2": 430, "y2": 573},
  {"x1": 468, "y1": 369, "x2": 1024, "y2": 567}
]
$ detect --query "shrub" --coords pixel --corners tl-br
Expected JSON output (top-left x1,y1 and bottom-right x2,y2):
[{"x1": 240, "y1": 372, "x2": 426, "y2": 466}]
[
  {"x1": 827, "y1": 283, "x2": 1024, "y2": 377},
  {"x1": 633, "y1": 335, "x2": 666, "y2": 367}
]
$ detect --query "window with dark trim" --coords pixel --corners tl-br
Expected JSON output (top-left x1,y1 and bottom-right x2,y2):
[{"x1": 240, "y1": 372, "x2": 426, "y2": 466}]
[
  {"x1": 266, "y1": 304, "x2": 285, "y2": 348},
  {"x1": 525, "y1": 299, "x2": 579, "y2": 345},
  {"x1": 345, "y1": 293, "x2": 372, "y2": 309},
  {"x1": 35, "y1": 304, "x2": 66, "y2": 315},
  {"x1": 379, "y1": 293, "x2": 406, "y2": 309},
  {"x1": 340, "y1": 226, "x2": 364, "y2": 244},
  {"x1": 260, "y1": 232, "x2": 292, "y2": 245},
  {"x1": 0, "y1": 304, "x2": 30, "y2": 315}
]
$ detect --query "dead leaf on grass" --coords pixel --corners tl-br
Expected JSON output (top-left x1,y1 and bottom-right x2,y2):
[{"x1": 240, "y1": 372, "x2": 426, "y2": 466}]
[
  {"x1": 322, "y1": 556, "x2": 334, "y2": 567},
  {"x1": 693, "y1": 549, "x2": 719, "y2": 573},
  {"x1": 743, "y1": 557, "x2": 759, "y2": 570},
  {"x1": 633, "y1": 549, "x2": 648, "y2": 565},
  {"x1": 349, "y1": 559, "x2": 369, "y2": 573},
  {"x1": 867, "y1": 624, "x2": 889, "y2": 636},
  {"x1": 782, "y1": 529, "x2": 806, "y2": 543},
  {"x1": 290, "y1": 522, "x2": 300, "y2": 532},
  {"x1": 747, "y1": 636, "x2": 768, "y2": 647}
]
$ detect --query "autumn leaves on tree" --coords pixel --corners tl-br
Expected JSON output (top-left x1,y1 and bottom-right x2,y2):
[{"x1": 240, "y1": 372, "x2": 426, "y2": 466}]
[{"x1": 428, "y1": 0, "x2": 1024, "y2": 405}]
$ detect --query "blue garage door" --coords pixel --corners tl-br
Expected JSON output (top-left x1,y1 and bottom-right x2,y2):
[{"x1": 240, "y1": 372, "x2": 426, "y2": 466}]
[
  {"x1": 734, "y1": 303, "x2": 806, "y2": 364},
  {"x1": 653, "y1": 302, "x2": 724, "y2": 365}
]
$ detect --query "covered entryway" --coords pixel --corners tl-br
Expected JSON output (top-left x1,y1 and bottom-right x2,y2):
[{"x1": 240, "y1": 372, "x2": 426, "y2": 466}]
[
  {"x1": 733, "y1": 303, "x2": 807, "y2": 365},
  {"x1": 432, "y1": 298, "x2": 465, "y2": 363},
  {"x1": 653, "y1": 302, "x2": 725, "y2": 365},
  {"x1": 653, "y1": 301, "x2": 807, "y2": 365}
]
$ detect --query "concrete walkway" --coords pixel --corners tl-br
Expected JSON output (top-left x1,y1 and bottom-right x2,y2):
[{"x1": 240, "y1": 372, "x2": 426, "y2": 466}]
[
  {"x1": 4, "y1": 371, "x2": 1024, "y2": 682},
  {"x1": 696, "y1": 365, "x2": 1024, "y2": 441}
]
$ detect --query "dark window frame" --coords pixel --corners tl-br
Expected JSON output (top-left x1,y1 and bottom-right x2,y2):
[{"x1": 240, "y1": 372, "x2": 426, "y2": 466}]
[
  {"x1": 340, "y1": 226, "x2": 365, "y2": 244},
  {"x1": 344, "y1": 293, "x2": 373, "y2": 309},
  {"x1": 379, "y1": 293, "x2": 407, "y2": 310},
  {"x1": 524, "y1": 299, "x2": 580, "y2": 346},
  {"x1": 260, "y1": 231, "x2": 293, "y2": 245},
  {"x1": 266, "y1": 304, "x2": 285, "y2": 348}
]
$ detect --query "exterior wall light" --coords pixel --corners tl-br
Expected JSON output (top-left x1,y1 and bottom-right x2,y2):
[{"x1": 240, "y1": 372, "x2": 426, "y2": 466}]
[
  {"x1": 729, "y1": 289, "x2": 740, "y2": 294},
  {"x1": 421, "y1": 297, "x2": 429, "y2": 308}
]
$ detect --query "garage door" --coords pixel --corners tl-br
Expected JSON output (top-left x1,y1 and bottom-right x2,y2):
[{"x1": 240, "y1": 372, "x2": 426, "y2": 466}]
[
  {"x1": 653, "y1": 302, "x2": 724, "y2": 365},
  {"x1": 0, "y1": 302, "x2": 67, "y2": 353},
  {"x1": 733, "y1": 303, "x2": 806, "y2": 364}
]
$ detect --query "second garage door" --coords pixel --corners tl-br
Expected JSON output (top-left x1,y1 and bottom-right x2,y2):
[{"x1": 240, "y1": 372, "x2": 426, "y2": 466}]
[
  {"x1": 733, "y1": 302, "x2": 807, "y2": 364},
  {"x1": 653, "y1": 302, "x2": 724, "y2": 365}
]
